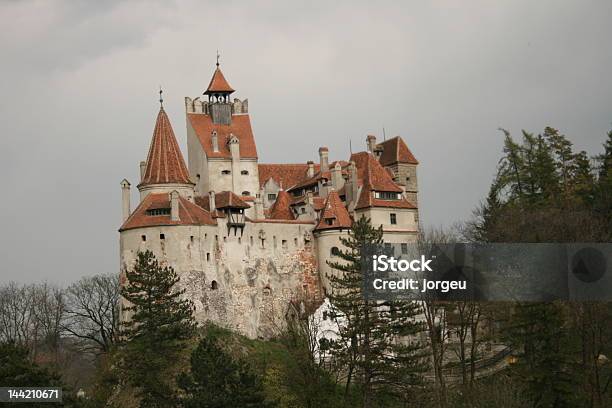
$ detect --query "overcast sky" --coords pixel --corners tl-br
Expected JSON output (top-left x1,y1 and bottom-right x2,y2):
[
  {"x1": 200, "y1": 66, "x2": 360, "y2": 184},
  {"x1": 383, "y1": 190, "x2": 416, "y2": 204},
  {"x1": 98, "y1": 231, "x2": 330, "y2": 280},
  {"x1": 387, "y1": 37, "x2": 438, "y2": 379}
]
[{"x1": 1, "y1": 0, "x2": 611, "y2": 284}]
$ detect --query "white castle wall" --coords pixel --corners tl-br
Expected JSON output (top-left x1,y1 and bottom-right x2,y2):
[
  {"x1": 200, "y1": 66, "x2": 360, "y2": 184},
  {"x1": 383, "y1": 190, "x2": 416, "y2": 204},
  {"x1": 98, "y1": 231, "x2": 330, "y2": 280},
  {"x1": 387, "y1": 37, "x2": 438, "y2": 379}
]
[{"x1": 120, "y1": 220, "x2": 320, "y2": 339}]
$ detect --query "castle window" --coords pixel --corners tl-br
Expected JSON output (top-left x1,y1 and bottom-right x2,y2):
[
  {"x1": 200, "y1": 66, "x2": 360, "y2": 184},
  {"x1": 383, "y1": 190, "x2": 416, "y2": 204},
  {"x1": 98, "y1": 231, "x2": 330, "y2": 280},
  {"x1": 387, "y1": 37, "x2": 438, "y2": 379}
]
[
  {"x1": 141, "y1": 235, "x2": 147, "y2": 242},
  {"x1": 147, "y1": 208, "x2": 171, "y2": 216},
  {"x1": 241, "y1": 170, "x2": 249, "y2": 175},
  {"x1": 406, "y1": 176, "x2": 411, "y2": 182},
  {"x1": 211, "y1": 280, "x2": 218, "y2": 290},
  {"x1": 384, "y1": 243, "x2": 394, "y2": 255},
  {"x1": 196, "y1": 174, "x2": 201, "y2": 181},
  {"x1": 331, "y1": 246, "x2": 340, "y2": 256},
  {"x1": 250, "y1": 236, "x2": 254, "y2": 246},
  {"x1": 282, "y1": 239, "x2": 288, "y2": 249},
  {"x1": 301, "y1": 207, "x2": 306, "y2": 214},
  {"x1": 221, "y1": 170, "x2": 231, "y2": 175},
  {"x1": 390, "y1": 213, "x2": 397, "y2": 225},
  {"x1": 160, "y1": 233, "x2": 165, "y2": 240},
  {"x1": 242, "y1": 191, "x2": 250, "y2": 196},
  {"x1": 204, "y1": 233, "x2": 208, "y2": 239},
  {"x1": 401, "y1": 243, "x2": 408, "y2": 254},
  {"x1": 268, "y1": 193, "x2": 276, "y2": 201},
  {"x1": 190, "y1": 235, "x2": 194, "y2": 243},
  {"x1": 273, "y1": 236, "x2": 277, "y2": 248},
  {"x1": 238, "y1": 237, "x2": 241, "y2": 244},
  {"x1": 294, "y1": 238, "x2": 298, "y2": 246},
  {"x1": 325, "y1": 218, "x2": 333, "y2": 226},
  {"x1": 206, "y1": 253, "x2": 210, "y2": 261},
  {"x1": 376, "y1": 191, "x2": 400, "y2": 200}
]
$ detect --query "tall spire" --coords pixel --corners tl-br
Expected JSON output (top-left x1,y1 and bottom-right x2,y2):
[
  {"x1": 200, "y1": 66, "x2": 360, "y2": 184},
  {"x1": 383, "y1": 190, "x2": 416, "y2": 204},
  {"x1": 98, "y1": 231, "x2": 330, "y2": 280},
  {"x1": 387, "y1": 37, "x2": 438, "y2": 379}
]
[
  {"x1": 204, "y1": 55, "x2": 234, "y2": 96},
  {"x1": 139, "y1": 107, "x2": 192, "y2": 187}
]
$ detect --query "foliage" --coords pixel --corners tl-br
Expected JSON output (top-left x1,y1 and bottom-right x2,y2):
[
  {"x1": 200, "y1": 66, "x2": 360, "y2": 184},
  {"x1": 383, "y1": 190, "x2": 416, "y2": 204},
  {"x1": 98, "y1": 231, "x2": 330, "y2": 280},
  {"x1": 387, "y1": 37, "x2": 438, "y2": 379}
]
[
  {"x1": 120, "y1": 250, "x2": 196, "y2": 408},
  {"x1": 326, "y1": 216, "x2": 429, "y2": 407}
]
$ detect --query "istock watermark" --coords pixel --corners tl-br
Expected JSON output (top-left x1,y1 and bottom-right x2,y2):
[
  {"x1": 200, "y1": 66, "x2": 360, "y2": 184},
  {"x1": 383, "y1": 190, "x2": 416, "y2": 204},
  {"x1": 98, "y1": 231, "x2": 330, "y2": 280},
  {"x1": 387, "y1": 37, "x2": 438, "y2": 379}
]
[{"x1": 362, "y1": 243, "x2": 612, "y2": 301}]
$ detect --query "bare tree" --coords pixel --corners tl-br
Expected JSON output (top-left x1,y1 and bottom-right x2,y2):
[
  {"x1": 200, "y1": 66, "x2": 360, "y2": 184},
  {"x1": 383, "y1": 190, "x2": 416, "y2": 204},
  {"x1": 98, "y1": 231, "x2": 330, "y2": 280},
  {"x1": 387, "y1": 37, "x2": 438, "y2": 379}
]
[
  {"x1": 62, "y1": 273, "x2": 120, "y2": 353},
  {"x1": 0, "y1": 282, "x2": 38, "y2": 347}
]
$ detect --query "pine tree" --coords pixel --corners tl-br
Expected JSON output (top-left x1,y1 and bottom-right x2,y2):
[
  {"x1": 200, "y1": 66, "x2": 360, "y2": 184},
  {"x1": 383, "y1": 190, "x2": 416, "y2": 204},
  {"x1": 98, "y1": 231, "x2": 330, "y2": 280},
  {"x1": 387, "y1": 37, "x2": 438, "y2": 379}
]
[
  {"x1": 120, "y1": 250, "x2": 196, "y2": 408},
  {"x1": 177, "y1": 336, "x2": 274, "y2": 408},
  {"x1": 326, "y1": 216, "x2": 427, "y2": 407}
]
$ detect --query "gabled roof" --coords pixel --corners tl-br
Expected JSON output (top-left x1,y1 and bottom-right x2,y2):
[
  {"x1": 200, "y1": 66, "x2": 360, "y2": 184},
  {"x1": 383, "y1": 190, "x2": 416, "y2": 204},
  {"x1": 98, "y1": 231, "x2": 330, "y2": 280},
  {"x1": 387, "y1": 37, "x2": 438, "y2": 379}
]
[
  {"x1": 350, "y1": 151, "x2": 417, "y2": 210},
  {"x1": 215, "y1": 191, "x2": 251, "y2": 209},
  {"x1": 377, "y1": 136, "x2": 419, "y2": 166},
  {"x1": 258, "y1": 163, "x2": 319, "y2": 189},
  {"x1": 204, "y1": 67, "x2": 235, "y2": 95},
  {"x1": 188, "y1": 114, "x2": 258, "y2": 159},
  {"x1": 315, "y1": 190, "x2": 353, "y2": 231},
  {"x1": 351, "y1": 152, "x2": 403, "y2": 193},
  {"x1": 268, "y1": 190, "x2": 295, "y2": 220},
  {"x1": 139, "y1": 108, "x2": 193, "y2": 187},
  {"x1": 119, "y1": 193, "x2": 216, "y2": 231}
]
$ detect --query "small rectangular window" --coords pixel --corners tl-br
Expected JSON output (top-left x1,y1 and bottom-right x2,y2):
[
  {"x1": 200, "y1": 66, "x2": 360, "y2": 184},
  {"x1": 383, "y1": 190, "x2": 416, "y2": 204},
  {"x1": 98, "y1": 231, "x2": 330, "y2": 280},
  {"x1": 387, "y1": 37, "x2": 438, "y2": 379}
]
[
  {"x1": 282, "y1": 240, "x2": 288, "y2": 249},
  {"x1": 190, "y1": 236, "x2": 194, "y2": 243},
  {"x1": 206, "y1": 253, "x2": 210, "y2": 261},
  {"x1": 294, "y1": 238, "x2": 298, "y2": 246},
  {"x1": 390, "y1": 213, "x2": 397, "y2": 225},
  {"x1": 268, "y1": 193, "x2": 277, "y2": 201},
  {"x1": 250, "y1": 236, "x2": 254, "y2": 246},
  {"x1": 141, "y1": 235, "x2": 146, "y2": 242},
  {"x1": 401, "y1": 243, "x2": 408, "y2": 254},
  {"x1": 160, "y1": 233, "x2": 165, "y2": 240}
]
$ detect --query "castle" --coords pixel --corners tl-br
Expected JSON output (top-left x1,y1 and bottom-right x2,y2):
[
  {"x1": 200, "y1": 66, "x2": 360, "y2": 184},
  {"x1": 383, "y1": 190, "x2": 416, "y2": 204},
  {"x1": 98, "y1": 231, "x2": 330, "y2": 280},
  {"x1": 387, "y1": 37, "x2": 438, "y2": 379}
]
[{"x1": 119, "y1": 61, "x2": 420, "y2": 338}]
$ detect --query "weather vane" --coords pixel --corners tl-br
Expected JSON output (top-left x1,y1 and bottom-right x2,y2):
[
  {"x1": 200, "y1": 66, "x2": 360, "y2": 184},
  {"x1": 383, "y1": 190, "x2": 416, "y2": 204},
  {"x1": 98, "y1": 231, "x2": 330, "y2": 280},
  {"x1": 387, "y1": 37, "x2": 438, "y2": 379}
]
[
  {"x1": 216, "y1": 50, "x2": 220, "y2": 67},
  {"x1": 159, "y1": 86, "x2": 163, "y2": 108}
]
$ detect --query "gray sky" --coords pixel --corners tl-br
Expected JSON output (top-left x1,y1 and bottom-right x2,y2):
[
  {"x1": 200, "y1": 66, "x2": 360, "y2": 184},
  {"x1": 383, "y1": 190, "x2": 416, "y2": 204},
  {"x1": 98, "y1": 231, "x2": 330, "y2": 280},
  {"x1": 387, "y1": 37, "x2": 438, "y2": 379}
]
[{"x1": 1, "y1": 0, "x2": 611, "y2": 284}]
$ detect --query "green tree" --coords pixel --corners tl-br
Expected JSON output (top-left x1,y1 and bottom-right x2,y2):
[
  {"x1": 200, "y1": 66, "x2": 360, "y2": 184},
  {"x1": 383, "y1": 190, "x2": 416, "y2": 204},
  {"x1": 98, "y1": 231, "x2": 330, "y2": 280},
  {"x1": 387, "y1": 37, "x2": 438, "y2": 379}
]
[
  {"x1": 326, "y1": 216, "x2": 428, "y2": 407},
  {"x1": 0, "y1": 342, "x2": 81, "y2": 407},
  {"x1": 120, "y1": 250, "x2": 196, "y2": 408},
  {"x1": 177, "y1": 336, "x2": 274, "y2": 408}
]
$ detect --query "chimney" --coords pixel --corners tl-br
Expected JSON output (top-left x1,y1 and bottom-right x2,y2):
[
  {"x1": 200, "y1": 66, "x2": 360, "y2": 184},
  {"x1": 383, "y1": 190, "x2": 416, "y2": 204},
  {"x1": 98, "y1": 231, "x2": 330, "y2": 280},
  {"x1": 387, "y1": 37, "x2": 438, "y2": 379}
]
[
  {"x1": 331, "y1": 162, "x2": 344, "y2": 190},
  {"x1": 307, "y1": 161, "x2": 315, "y2": 178},
  {"x1": 170, "y1": 190, "x2": 180, "y2": 221},
  {"x1": 254, "y1": 194, "x2": 265, "y2": 219},
  {"x1": 228, "y1": 134, "x2": 240, "y2": 192},
  {"x1": 209, "y1": 190, "x2": 216, "y2": 212},
  {"x1": 212, "y1": 131, "x2": 219, "y2": 152},
  {"x1": 319, "y1": 147, "x2": 329, "y2": 172},
  {"x1": 366, "y1": 135, "x2": 377, "y2": 153},
  {"x1": 121, "y1": 179, "x2": 131, "y2": 222},
  {"x1": 347, "y1": 161, "x2": 359, "y2": 205},
  {"x1": 139, "y1": 161, "x2": 146, "y2": 181}
]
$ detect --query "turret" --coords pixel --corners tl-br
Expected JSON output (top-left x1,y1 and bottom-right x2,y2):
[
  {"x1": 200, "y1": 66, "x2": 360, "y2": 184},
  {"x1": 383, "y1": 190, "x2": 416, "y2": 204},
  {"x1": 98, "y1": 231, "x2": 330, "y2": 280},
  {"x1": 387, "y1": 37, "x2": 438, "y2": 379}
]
[{"x1": 137, "y1": 99, "x2": 195, "y2": 200}]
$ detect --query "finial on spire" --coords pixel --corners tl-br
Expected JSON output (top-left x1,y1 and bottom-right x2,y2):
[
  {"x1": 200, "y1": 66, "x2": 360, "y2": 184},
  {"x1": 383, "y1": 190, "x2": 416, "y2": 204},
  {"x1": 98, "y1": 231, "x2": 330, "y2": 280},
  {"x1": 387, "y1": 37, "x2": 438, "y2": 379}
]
[
  {"x1": 216, "y1": 50, "x2": 220, "y2": 67},
  {"x1": 159, "y1": 86, "x2": 164, "y2": 108}
]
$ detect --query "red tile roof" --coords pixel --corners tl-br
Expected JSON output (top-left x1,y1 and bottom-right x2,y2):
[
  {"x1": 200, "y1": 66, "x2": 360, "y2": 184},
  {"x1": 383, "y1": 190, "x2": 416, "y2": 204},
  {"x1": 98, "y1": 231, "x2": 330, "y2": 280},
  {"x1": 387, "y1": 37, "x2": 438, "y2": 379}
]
[
  {"x1": 258, "y1": 163, "x2": 318, "y2": 189},
  {"x1": 204, "y1": 67, "x2": 234, "y2": 94},
  {"x1": 119, "y1": 193, "x2": 216, "y2": 231},
  {"x1": 315, "y1": 190, "x2": 353, "y2": 231},
  {"x1": 351, "y1": 152, "x2": 403, "y2": 193},
  {"x1": 268, "y1": 190, "x2": 295, "y2": 220},
  {"x1": 139, "y1": 108, "x2": 193, "y2": 187},
  {"x1": 378, "y1": 136, "x2": 419, "y2": 166},
  {"x1": 188, "y1": 114, "x2": 258, "y2": 159},
  {"x1": 215, "y1": 191, "x2": 251, "y2": 209}
]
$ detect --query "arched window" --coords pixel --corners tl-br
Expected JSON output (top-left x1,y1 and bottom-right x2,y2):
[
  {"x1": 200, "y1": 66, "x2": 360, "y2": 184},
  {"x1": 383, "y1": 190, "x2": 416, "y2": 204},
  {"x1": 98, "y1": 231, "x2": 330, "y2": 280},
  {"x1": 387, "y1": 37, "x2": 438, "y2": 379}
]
[
  {"x1": 211, "y1": 280, "x2": 218, "y2": 290},
  {"x1": 330, "y1": 246, "x2": 340, "y2": 256}
]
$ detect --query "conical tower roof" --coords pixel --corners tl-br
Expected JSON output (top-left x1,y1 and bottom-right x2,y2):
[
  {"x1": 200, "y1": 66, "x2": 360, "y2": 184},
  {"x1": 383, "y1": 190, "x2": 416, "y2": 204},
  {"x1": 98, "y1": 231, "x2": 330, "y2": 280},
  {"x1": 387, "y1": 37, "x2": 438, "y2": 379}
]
[
  {"x1": 139, "y1": 108, "x2": 193, "y2": 187},
  {"x1": 204, "y1": 66, "x2": 234, "y2": 95}
]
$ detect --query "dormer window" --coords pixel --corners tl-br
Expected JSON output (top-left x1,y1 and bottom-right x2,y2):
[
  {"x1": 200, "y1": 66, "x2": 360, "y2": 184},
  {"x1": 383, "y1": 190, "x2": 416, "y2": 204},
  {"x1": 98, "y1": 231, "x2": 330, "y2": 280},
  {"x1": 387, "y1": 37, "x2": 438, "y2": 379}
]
[
  {"x1": 325, "y1": 218, "x2": 333, "y2": 226},
  {"x1": 221, "y1": 170, "x2": 231, "y2": 175},
  {"x1": 241, "y1": 170, "x2": 249, "y2": 175},
  {"x1": 146, "y1": 208, "x2": 171, "y2": 216},
  {"x1": 375, "y1": 191, "x2": 400, "y2": 200}
]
